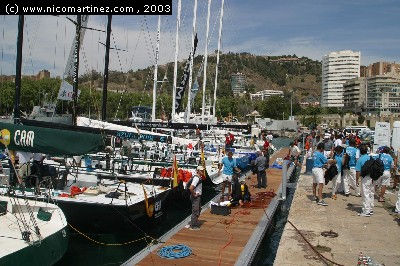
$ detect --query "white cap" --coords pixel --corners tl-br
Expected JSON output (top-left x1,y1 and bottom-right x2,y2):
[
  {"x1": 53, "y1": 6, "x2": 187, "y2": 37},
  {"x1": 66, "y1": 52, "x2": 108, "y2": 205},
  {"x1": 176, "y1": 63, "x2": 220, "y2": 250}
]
[{"x1": 197, "y1": 165, "x2": 205, "y2": 171}]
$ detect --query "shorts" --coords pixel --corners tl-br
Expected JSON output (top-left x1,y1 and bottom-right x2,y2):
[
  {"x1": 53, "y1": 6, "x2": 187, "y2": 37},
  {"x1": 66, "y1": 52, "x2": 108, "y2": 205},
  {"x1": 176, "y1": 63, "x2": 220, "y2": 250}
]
[
  {"x1": 222, "y1": 174, "x2": 232, "y2": 182},
  {"x1": 377, "y1": 170, "x2": 391, "y2": 186},
  {"x1": 312, "y1": 168, "x2": 324, "y2": 184}
]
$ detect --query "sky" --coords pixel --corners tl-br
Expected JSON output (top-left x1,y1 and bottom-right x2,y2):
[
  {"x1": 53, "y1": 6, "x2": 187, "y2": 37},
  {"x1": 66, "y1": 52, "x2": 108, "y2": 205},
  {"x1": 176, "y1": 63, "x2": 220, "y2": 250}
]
[{"x1": 1, "y1": 0, "x2": 400, "y2": 77}]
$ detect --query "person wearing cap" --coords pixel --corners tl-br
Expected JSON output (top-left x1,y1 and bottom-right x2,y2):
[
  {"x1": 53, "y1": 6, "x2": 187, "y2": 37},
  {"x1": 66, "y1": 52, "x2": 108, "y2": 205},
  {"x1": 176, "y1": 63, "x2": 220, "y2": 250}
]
[{"x1": 187, "y1": 166, "x2": 204, "y2": 230}]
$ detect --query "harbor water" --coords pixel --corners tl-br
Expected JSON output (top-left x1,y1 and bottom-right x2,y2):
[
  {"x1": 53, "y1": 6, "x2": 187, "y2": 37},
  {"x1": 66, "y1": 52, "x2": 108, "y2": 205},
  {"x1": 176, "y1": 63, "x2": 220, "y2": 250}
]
[
  {"x1": 252, "y1": 153, "x2": 302, "y2": 265},
  {"x1": 56, "y1": 137, "x2": 292, "y2": 266}
]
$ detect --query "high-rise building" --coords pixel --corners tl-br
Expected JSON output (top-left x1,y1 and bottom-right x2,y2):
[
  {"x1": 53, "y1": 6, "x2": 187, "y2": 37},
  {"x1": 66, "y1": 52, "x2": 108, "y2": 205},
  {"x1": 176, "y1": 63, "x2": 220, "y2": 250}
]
[
  {"x1": 366, "y1": 75, "x2": 400, "y2": 114},
  {"x1": 231, "y1": 72, "x2": 246, "y2": 95},
  {"x1": 321, "y1": 50, "x2": 360, "y2": 107},
  {"x1": 343, "y1": 77, "x2": 367, "y2": 112},
  {"x1": 365, "y1": 61, "x2": 400, "y2": 77}
]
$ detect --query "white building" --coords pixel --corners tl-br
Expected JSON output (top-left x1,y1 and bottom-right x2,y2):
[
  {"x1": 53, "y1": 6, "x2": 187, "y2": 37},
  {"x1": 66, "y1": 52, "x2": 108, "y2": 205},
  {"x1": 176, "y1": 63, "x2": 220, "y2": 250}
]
[
  {"x1": 321, "y1": 50, "x2": 360, "y2": 107},
  {"x1": 250, "y1": 89, "x2": 284, "y2": 100},
  {"x1": 231, "y1": 72, "x2": 246, "y2": 95}
]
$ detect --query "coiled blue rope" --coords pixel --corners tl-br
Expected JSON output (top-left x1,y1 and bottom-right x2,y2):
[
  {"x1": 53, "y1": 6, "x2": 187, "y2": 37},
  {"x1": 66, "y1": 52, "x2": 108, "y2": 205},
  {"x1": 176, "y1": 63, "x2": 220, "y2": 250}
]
[{"x1": 157, "y1": 244, "x2": 192, "y2": 259}]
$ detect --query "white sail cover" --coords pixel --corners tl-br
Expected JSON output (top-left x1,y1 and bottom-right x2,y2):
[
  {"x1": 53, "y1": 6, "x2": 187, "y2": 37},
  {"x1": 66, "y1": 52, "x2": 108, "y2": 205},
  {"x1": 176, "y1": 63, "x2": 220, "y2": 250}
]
[{"x1": 76, "y1": 117, "x2": 195, "y2": 146}]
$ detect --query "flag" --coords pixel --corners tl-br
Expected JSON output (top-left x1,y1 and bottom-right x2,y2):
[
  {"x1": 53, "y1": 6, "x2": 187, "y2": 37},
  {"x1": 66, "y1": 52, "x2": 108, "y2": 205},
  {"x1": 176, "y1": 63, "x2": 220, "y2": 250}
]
[
  {"x1": 172, "y1": 155, "x2": 179, "y2": 188},
  {"x1": 141, "y1": 184, "x2": 154, "y2": 218},
  {"x1": 57, "y1": 80, "x2": 81, "y2": 101},
  {"x1": 200, "y1": 146, "x2": 206, "y2": 177}
]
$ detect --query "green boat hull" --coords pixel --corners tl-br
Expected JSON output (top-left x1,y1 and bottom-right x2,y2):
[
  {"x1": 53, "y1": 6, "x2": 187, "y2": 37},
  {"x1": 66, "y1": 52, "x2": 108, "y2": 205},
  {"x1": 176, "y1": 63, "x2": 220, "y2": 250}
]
[{"x1": 0, "y1": 226, "x2": 68, "y2": 266}]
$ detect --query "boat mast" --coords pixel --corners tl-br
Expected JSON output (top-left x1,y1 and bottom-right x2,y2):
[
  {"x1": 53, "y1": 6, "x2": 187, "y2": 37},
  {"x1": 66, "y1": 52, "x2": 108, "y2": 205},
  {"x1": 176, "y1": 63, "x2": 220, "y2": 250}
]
[
  {"x1": 14, "y1": 15, "x2": 24, "y2": 124},
  {"x1": 171, "y1": 0, "x2": 182, "y2": 121},
  {"x1": 152, "y1": 15, "x2": 161, "y2": 122},
  {"x1": 186, "y1": 0, "x2": 198, "y2": 123},
  {"x1": 213, "y1": 0, "x2": 225, "y2": 117},
  {"x1": 102, "y1": 15, "x2": 112, "y2": 121},
  {"x1": 201, "y1": 0, "x2": 212, "y2": 123},
  {"x1": 72, "y1": 15, "x2": 82, "y2": 126}
]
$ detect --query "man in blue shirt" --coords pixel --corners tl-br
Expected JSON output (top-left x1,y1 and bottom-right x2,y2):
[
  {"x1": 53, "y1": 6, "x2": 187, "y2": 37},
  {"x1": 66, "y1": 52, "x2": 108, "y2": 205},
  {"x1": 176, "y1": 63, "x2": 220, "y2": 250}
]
[
  {"x1": 331, "y1": 145, "x2": 344, "y2": 200},
  {"x1": 218, "y1": 151, "x2": 240, "y2": 200},
  {"x1": 356, "y1": 144, "x2": 373, "y2": 217},
  {"x1": 343, "y1": 138, "x2": 361, "y2": 197},
  {"x1": 312, "y1": 142, "x2": 334, "y2": 206},
  {"x1": 375, "y1": 146, "x2": 394, "y2": 203}
]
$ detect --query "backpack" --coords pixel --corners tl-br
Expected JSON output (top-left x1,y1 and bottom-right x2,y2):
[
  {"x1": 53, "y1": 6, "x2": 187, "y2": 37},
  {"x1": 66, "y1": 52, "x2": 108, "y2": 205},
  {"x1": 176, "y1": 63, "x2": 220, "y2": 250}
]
[
  {"x1": 182, "y1": 175, "x2": 202, "y2": 199},
  {"x1": 361, "y1": 155, "x2": 384, "y2": 180},
  {"x1": 342, "y1": 148, "x2": 350, "y2": 170},
  {"x1": 324, "y1": 164, "x2": 338, "y2": 185}
]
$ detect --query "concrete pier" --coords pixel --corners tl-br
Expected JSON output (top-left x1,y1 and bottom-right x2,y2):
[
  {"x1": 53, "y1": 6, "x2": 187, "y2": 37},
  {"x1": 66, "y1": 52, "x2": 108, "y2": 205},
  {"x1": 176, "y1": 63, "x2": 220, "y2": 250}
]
[{"x1": 274, "y1": 170, "x2": 400, "y2": 265}]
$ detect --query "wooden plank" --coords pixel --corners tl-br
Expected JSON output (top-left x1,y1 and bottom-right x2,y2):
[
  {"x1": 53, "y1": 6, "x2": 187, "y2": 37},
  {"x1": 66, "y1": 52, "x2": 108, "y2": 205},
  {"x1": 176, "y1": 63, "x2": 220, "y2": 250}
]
[{"x1": 135, "y1": 148, "x2": 288, "y2": 266}]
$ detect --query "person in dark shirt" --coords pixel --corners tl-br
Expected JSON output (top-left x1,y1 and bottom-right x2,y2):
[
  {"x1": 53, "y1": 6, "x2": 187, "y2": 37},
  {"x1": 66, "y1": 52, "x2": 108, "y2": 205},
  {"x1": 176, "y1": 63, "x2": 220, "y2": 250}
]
[{"x1": 231, "y1": 174, "x2": 251, "y2": 206}]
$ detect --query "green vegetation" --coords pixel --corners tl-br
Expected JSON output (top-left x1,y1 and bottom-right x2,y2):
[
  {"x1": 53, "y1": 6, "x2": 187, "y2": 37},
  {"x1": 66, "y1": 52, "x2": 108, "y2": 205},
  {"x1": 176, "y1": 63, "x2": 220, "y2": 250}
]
[{"x1": 0, "y1": 53, "x2": 324, "y2": 121}]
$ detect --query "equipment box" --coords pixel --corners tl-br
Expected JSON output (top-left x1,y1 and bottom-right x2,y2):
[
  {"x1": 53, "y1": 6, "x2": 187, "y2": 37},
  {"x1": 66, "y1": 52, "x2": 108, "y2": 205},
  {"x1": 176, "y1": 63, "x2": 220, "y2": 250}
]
[{"x1": 210, "y1": 204, "x2": 231, "y2": 216}]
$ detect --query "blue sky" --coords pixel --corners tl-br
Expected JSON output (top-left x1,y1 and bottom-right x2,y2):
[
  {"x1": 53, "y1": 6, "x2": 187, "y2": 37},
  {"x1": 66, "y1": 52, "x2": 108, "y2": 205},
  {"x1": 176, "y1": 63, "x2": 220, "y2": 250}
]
[{"x1": 1, "y1": 0, "x2": 399, "y2": 76}]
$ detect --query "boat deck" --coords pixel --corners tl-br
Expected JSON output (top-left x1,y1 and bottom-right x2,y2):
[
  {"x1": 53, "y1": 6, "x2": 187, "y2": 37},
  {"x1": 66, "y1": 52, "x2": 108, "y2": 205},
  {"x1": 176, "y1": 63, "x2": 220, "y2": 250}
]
[
  {"x1": 125, "y1": 148, "x2": 289, "y2": 265},
  {"x1": 274, "y1": 168, "x2": 400, "y2": 265}
]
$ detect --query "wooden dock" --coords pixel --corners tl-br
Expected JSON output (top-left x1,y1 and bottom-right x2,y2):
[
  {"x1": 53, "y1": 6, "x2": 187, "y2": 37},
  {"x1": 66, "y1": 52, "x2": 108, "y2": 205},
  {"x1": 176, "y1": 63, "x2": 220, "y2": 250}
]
[{"x1": 124, "y1": 148, "x2": 289, "y2": 266}]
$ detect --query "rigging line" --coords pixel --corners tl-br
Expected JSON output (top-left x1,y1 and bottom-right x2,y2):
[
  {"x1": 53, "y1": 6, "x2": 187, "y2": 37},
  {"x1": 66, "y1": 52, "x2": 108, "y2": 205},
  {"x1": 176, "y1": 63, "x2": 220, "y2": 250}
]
[
  {"x1": 26, "y1": 16, "x2": 41, "y2": 76},
  {"x1": 6, "y1": 153, "x2": 41, "y2": 237},
  {"x1": 2, "y1": 196, "x2": 43, "y2": 238},
  {"x1": 111, "y1": 32, "x2": 131, "y2": 119},
  {"x1": 143, "y1": 16, "x2": 156, "y2": 61},
  {"x1": 141, "y1": 17, "x2": 156, "y2": 67},
  {"x1": 127, "y1": 17, "x2": 144, "y2": 72},
  {"x1": 54, "y1": 17, "x2": 58, "y2": 72}
]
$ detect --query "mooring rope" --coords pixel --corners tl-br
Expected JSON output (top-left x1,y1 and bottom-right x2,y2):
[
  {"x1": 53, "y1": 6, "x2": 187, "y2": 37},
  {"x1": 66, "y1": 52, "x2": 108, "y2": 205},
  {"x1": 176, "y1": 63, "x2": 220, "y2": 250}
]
[
  {"x1": 158, "y1": 244, "x2": 192, "y2": 259},
  {"x1": 287, "y1": 220, "x2": 344, "y2": 266}
]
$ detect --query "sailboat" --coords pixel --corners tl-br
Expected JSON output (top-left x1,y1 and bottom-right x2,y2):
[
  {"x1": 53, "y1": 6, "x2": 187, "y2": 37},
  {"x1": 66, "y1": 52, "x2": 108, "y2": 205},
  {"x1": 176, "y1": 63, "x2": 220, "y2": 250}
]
[
  {"x1": 0, "y1": 15, "x2": 68, "y2": 266},
  {"x1": 0, "y1": 195, "x2": 68, "y2": 265}
]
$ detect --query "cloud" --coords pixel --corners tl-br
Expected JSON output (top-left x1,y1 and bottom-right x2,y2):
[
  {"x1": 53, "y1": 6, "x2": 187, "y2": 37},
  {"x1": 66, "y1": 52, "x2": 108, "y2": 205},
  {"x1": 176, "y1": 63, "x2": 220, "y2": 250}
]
[{"x1": 0, "y1": 15, "x2": 198, "y2": 77}]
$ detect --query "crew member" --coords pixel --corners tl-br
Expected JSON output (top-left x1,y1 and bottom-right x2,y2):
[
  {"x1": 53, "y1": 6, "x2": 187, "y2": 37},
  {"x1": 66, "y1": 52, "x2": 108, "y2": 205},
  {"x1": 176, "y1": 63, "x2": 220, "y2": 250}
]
[
  {"x1": 254, "y1": 151, "x2": 267, "y2": 188},
  {"x1": 218, "y1": 151, "x2": 240, "y2": 200},
  {"x1": 356, "y1": 144, "x2": 373, "y2": 217},
  {"x1": 343, "y1": 138, "x2": 361, "y2": 197},
  {"x1": 186, "y1": 166, "x2": 204, "y2": 230},
  {"x1": 375, "y1": 147, "x2": 394, "y2": 203},
  {"x1": 312, "y1": 142, "x2": 334, "y2": 206}
]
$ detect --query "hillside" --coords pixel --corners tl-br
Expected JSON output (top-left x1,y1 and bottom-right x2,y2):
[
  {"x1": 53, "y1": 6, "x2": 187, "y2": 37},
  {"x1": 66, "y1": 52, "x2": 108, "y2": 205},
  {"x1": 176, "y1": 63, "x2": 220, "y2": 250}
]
[
  {"x1": 0, "y1": 53, "x2": 322, "y2": 120},
  {"x1": 80, "y1": 53, "x2": 322, "y2": 101}
]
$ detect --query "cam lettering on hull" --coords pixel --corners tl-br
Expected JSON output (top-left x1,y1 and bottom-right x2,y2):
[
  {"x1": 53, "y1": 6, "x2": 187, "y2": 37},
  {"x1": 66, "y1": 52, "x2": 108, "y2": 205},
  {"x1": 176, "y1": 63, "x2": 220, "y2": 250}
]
[{"x1": 14, "y1": 130, "x2": 35, "y2": 147}]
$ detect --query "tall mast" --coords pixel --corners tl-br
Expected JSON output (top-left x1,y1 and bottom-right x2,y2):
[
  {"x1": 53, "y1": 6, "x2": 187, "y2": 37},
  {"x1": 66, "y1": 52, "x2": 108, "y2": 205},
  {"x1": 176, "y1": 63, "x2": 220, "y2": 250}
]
[
  {"x1": 102, "y1": 15, "x2": 112, "y2": 121},
  {"x1": 72, "y1": 15, "x2": 82, "y2": 126},
  {"x1": 201, "y1": 0, "x2": 212, "y2": 122},
  {"x1": 152, "y1": 15, "x2": 161, "y2": 122},
  {"x1": 171, "y1": 0, "x2": 182, "y2": 121},
  {"x1": 14, "y1": 15, "x2": 24, "y2": 124},
  {"x1": 186, "y1": 0, "x2": 198, "y2": 123},
  {"x1": 213, "y1": 0, "x2": 224, "y2": 117}
]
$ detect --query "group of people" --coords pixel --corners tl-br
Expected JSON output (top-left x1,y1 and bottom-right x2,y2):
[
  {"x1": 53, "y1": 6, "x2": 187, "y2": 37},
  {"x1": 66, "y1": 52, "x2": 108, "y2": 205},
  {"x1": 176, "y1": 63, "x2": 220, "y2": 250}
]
[
  {"x1": 0, "y1": 150, "x2": 46, "y2": 186},
  {"x1": 307, "y1": 130, "x2": 400, "y2": 216}
]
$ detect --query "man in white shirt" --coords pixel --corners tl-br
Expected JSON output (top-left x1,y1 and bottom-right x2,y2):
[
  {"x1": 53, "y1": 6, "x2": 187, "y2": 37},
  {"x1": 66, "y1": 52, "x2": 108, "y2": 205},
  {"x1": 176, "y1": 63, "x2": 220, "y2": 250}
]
[
  {"x1": 187, "y1": 166, "x2": 204, "y2": 230},
  {"x1": 334, "y1": 134, "x2": 343, "y2": 147},
  {"x1": 16, "y1": 151, "x2": 33, "y2": 182}
]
